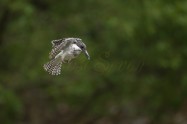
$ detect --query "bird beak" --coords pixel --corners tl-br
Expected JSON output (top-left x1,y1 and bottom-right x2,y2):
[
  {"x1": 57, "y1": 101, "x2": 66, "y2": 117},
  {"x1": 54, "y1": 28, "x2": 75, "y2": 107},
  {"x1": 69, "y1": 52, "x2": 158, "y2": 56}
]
[{"x1": 83, "y1": 50, "x2": 90, "y2": 60}]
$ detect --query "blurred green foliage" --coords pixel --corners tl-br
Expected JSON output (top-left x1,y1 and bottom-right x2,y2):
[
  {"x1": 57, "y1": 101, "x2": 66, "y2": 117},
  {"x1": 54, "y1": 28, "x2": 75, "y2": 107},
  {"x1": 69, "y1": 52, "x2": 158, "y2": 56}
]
[{"x1": 0, "y1": 0, "x2": 187, "y2": 124}]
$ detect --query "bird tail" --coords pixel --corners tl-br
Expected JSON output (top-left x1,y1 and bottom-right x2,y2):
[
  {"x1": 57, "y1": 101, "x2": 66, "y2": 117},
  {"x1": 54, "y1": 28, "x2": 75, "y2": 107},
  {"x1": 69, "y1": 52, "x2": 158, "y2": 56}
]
[{"x1": 43, "y1": 58, "x2": 62, "y2": 75}]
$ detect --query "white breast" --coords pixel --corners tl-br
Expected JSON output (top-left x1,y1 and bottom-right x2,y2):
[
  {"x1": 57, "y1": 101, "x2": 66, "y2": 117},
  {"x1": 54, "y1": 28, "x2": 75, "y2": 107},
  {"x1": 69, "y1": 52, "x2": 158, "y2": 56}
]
[
  {"x1": 71, "y1": 44, "x2": 81, "y2": 51},
  {"x1": 63, "y1": 44, "x2": 82, "y2": 61}
]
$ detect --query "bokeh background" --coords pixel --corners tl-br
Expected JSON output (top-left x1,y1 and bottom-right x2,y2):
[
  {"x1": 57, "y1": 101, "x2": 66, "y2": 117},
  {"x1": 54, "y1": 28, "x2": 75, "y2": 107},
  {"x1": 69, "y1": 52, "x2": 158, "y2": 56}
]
[{"x1": 0, "y1": 0, "x2": 187, "y2": 124}]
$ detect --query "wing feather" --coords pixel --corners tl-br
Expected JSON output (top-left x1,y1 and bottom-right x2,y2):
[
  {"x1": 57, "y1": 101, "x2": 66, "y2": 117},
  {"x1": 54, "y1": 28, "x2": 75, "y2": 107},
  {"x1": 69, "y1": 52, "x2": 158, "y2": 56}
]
[
  {"x1": 51, "y1": 39, "x2": 64, "y2": 48},
  {"x1": 49, "y1": 38, "x2": 74, "y2": 59}
]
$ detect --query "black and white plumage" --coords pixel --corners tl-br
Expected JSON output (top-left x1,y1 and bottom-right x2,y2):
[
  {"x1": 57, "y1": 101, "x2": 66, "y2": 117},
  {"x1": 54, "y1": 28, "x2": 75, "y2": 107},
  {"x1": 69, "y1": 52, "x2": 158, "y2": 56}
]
[{"x1": 43, "y1": 38, "x2": 90, "y2": 75}]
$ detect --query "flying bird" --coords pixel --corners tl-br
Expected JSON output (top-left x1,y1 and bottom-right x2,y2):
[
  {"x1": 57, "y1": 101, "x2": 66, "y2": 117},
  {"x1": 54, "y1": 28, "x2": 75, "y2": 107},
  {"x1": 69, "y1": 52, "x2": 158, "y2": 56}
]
[{"x1": 43, "y1": 38, "x2": 90, "y2": 75}]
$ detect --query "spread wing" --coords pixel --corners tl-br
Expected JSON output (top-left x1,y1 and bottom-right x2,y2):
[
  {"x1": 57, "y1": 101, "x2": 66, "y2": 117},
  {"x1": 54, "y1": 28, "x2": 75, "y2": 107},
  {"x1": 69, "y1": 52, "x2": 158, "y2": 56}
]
[
  {"x1": 51, "y1": 39, "x2": 64, "y2": 48},
  {"x1": 49, "y1": 38, "x2": 73, "y2": 59}
]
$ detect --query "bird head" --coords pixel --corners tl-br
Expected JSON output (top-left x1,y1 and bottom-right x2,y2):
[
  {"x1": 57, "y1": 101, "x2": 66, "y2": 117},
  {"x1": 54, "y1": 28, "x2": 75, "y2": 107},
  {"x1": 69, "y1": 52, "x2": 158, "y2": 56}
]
[{"x1": 75, "y1": 38, "x2": 90, "y2": 60}]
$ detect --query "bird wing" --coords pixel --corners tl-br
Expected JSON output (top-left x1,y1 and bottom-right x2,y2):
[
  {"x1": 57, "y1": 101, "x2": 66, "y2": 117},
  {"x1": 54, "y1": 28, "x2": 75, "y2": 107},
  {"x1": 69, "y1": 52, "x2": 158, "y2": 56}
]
[
  {"x1": 51, "y1": 39, "x2": 64, "y2": 48},
  {"x1": 49, "y1": 38, "x2": 73, "y2": 59}
]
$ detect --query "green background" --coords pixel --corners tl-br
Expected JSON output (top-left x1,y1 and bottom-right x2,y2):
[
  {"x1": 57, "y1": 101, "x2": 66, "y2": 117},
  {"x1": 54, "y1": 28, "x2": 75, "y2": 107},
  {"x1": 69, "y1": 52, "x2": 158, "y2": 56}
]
[{"x1": 0, "y1": 0, "x2": 187, "y2": 124}]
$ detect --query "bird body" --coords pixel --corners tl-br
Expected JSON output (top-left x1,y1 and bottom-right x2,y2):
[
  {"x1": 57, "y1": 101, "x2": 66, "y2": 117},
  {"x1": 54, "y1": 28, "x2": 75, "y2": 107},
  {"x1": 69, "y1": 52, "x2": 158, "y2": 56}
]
[
  {"x1": 43, "y1": 38, "x2": 90, "y2": 75},
  {"x1": 56, "y1": 44, "x2": 82, "y2": 62}
]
